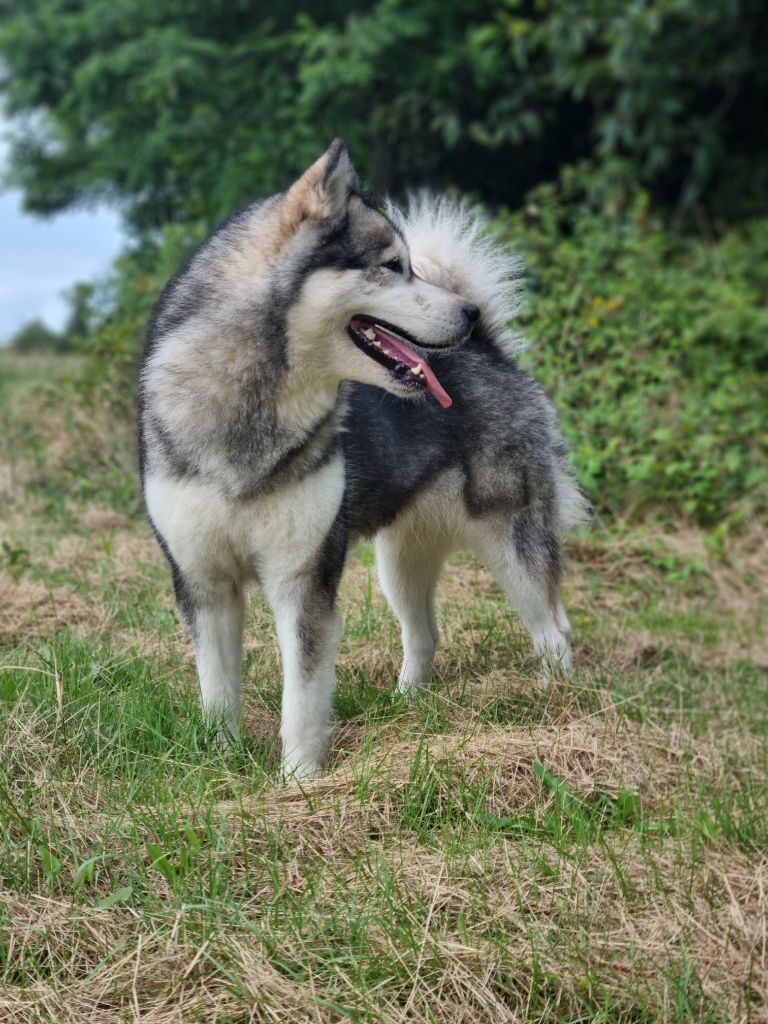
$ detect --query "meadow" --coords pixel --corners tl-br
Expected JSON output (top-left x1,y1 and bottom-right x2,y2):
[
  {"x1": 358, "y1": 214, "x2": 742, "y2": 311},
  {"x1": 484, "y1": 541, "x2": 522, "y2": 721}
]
[
  {"x1": 1, "y1": 350, "x2": 766, "y2": 1023},
  {"x1": 2, "y1": 0, "x2": 767, "y2": 1018}
]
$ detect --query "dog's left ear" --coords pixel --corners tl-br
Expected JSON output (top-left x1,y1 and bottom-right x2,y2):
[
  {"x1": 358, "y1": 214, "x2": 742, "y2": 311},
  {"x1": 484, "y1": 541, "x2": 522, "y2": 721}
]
[{"x1": 283, "y1": 139, "x2": 358, "y2": 229}]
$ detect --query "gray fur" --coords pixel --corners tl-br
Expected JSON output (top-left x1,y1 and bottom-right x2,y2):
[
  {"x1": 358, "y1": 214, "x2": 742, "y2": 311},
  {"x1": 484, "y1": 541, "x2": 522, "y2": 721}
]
[{"x1": 139, "y1": 140, "x2": 588, "y2": 778}]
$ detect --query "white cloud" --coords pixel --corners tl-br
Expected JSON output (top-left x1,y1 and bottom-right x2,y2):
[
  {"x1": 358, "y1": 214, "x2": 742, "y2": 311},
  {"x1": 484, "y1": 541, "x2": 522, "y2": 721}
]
[{"x1": 0, "y1": 113, "x2": 124, "y2": 343}]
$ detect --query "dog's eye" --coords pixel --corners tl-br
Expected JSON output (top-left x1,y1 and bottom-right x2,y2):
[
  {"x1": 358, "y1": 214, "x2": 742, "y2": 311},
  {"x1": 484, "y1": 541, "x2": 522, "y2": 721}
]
[{"x1": 382, "y1": 258, "x2": 403, "y2": 274}]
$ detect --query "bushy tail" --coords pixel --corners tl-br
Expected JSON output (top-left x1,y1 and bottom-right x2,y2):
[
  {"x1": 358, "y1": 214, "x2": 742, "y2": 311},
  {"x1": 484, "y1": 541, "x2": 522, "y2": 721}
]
[{"x1": 385, "y1": 193, "x2": 524, "y2": 359}]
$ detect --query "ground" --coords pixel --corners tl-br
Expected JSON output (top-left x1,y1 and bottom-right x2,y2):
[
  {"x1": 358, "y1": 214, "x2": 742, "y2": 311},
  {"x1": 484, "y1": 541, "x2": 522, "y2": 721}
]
[{"x1": 1, "y1": 353, "x2": 766, "y2": 1023}]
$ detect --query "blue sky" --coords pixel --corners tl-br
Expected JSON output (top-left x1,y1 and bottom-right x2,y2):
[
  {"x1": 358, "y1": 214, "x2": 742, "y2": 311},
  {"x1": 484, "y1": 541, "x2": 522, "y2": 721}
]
[{"x1": 0, "y1": 114, "x2": 124, "y2": 344}]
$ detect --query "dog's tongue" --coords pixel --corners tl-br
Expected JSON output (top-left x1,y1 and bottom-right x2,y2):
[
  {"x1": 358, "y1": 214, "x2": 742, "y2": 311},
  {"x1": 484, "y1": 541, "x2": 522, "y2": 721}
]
[{"x1": 373, "y1": 324, "x2": 452, "y2": 409}]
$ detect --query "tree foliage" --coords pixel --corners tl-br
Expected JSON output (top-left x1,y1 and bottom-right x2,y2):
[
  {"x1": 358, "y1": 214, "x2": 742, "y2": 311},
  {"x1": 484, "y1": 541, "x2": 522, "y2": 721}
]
[
  {"x1": 8, "y1": 318, "x2": 64, "y2": 353},
  {"x1": 1, "y1": 0, "x2": 766, "y2": 230},
  {"x1": 1, "y1": 1, "x2": 765, "y2": 522},
  {"x1": 507, "y1": 167, "x2": 768, "y2": 521}
]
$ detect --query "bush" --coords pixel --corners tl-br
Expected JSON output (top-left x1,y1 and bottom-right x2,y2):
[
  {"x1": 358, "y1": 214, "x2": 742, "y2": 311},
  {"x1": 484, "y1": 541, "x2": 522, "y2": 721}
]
[
  {"x1": 507, "y1": 168, "x2": 768, "y2": 522},
  {"x1": 71, "y1": 170, "x2": 767, "y2": 525},
  {"x1": 8, "y1": 319, "x2": 68, "y2": 354}
]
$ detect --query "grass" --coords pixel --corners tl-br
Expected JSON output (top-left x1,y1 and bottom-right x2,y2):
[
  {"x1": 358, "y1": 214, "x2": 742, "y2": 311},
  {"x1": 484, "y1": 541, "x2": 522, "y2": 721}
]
[{"x1": 1, "y1": 353, "x2": 767, "y2": 1023}]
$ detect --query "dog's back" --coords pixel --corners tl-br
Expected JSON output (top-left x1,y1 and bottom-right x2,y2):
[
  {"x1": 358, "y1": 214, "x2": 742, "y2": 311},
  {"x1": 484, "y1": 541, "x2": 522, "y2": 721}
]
[{"x1": 343, "y1": 337, "x2": 584, "y2": 542}]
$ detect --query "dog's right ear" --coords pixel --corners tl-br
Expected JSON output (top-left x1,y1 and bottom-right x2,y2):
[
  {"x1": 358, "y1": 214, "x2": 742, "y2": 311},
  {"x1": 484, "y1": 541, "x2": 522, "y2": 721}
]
[{"x1": 282, "y1": 139, "x2": 358, "y2": 230}]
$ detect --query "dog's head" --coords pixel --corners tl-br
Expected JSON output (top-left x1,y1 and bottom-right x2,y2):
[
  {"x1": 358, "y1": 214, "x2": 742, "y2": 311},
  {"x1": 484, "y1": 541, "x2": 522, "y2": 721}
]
[{"x1": 279, "y1": 140, "x2": 478, "y2": 407}]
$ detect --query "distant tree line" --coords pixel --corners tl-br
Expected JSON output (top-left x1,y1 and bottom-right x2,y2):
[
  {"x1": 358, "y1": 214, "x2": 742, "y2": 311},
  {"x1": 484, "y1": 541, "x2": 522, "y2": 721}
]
[
  {"x1": 0, "y1": 0, "x2": 766, "y2": 233},
  {"x1": 7, "y1": 283, "x2": 94, "y2": 353}
]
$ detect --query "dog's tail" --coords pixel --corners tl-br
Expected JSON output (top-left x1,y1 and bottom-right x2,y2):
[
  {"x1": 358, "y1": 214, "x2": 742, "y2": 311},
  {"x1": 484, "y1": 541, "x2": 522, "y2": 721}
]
[{"x1": 385, "y1": 193, "x2": 524, "y2": 359}]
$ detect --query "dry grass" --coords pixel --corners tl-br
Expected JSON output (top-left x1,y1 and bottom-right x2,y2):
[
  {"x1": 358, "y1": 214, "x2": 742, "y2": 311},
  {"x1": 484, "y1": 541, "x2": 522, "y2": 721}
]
[
  {"x1": 2, "y1": 803, "x2": 765, "y2": 1023},
  {"x1": 1, "y1": 383, "x2": 767, "y2": 1020},
  {"x1": 0, "y1": 574, "x2": 101, "y2": 644},
  {"x1": 3, "y1": 626, "x2": 765, "y2": 1022}
]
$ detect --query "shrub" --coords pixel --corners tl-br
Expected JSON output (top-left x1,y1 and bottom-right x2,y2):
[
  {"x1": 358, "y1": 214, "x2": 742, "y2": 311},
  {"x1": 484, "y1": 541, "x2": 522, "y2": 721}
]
[
  {"x1": 505, "y1": 169, "x2": 768, "y2": 522},
  {"x1": 71, "y1": 171, "x2": 768, "y2": 525},
  {"x1": 8, "y1": 319, "x2": 67, "y2": 354}
]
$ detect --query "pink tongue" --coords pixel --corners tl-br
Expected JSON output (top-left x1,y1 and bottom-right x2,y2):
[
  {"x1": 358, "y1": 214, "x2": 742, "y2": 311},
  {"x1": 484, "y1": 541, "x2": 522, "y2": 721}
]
[{"x1": 373, "y1": 324, "x2": 453, "y2": 409}]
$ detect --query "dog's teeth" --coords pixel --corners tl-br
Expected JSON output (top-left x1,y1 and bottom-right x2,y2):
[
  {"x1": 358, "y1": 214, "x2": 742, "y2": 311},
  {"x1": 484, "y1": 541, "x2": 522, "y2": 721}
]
[
  {"x1": 363, "y1": 328, "x2": 376, "y2": 341},
  {"x1": 412, "y1": 363, "x2": 423, "y2": 376}
]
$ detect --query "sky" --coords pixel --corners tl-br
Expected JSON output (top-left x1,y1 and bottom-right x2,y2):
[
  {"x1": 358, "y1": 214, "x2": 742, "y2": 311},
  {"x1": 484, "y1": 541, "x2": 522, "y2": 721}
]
[{"x1": 0, "y1": 114, "x2": 124, "y2": 344}]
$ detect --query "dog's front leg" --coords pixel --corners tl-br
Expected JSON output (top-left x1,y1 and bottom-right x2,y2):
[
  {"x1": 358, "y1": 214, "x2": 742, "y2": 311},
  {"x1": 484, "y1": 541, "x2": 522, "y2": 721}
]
[
  {"x1": 265, "y1": 574, "x2": 342, "y2": 781},
  {"x1": 190, "y1": 583, "x2": 246, "y2": 746}
]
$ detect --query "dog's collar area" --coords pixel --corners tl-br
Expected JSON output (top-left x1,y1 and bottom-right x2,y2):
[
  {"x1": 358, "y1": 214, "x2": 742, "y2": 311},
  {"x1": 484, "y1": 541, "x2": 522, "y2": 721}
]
[{"x1": 347, "y1": 316, "x2": 453, "y2": 408}]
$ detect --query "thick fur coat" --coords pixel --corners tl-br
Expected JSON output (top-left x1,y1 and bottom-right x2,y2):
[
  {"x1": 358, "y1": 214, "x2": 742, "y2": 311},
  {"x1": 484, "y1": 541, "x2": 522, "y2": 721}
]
[{"x1": 139, "y1": 140, "x2": 588, "y2": 778}]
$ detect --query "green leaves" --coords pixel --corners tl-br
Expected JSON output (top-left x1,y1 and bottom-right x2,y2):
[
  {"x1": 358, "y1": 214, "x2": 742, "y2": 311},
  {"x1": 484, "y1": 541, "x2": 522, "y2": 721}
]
[
  {"x1": 37, "y1": 843, "x2": 63, "y2": 879},
  {"x1": 96, "y1": 885, "x2": 133, "y2": 910},
  {"x1": 3, "y1": 0, "x2": 764, "y2": 224},
  {"x1": 508, "y1": 166, "x2": 768, "y2": 522},
  {"x1": 472, "y1": 764, "x2": 644, "y2": 845},
  {"x1": 145, "y1": 827, "x2": 202, "y2": 887},
  {"x1": 532, "y1": 762, "x2": 643, "y2": 843},
  {"x1": 146, "y1": 843, "x2": 176, "y2": 885}
]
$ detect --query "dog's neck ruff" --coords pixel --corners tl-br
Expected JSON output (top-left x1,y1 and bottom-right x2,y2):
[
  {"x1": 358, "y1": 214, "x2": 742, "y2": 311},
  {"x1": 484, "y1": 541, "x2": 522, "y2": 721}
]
[{"x1": 234, "y1": 400, "x2": 344, "y2": 502}]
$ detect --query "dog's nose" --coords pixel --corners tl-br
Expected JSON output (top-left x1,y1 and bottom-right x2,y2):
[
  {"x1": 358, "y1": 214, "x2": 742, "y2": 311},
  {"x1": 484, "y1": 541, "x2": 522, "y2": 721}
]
[{"x1": 462, "y1": 303, "x2": 480, "y2": 325}]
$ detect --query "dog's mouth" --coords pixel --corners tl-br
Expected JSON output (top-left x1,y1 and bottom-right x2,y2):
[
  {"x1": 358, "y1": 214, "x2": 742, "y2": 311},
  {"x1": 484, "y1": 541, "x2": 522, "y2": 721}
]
[{"x1": 347, "y1": 316, "x2": 453, "y2": 409}]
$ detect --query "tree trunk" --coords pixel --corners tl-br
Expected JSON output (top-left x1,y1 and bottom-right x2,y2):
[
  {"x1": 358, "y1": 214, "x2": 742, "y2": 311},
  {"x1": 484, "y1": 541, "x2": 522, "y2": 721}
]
[{"x1": 368, "y1": 133, "x2": 394, "y2": 199}]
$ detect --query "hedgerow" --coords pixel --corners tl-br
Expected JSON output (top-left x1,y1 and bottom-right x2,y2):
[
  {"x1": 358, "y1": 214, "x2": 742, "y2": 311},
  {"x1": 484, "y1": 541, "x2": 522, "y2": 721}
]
[
  {"x1": 67, "y1": 174, "x2": 768, "y2": 525},
  {"x1": 505, "y1": 170, "x2": 768, "y2": 522}
]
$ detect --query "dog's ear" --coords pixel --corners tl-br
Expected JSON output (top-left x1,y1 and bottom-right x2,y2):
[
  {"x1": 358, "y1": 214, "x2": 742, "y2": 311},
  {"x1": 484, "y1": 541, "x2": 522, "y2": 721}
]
[{"x1": 282, "y1": 139, "x2": 358, "y2": 230}]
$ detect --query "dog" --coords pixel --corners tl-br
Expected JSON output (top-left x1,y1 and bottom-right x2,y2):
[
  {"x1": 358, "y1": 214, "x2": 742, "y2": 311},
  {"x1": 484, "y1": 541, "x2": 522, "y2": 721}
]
[{"x1": 139, "y1": 139, "x2": 588, "y2": 778}]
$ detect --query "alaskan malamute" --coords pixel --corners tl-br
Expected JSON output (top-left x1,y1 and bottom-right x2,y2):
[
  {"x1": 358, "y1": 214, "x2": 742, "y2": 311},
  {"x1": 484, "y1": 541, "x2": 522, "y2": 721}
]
[{"x1": 139, "y1": 140, "x2": 588, "y2": 778}]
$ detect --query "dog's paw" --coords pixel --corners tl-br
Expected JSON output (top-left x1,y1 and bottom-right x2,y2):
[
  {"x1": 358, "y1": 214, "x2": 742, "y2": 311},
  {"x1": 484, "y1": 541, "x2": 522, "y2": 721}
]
[
  {"x1": 279, "y1": 757, "x2": 324, "y2": 785},
  {"x1": 537, "y1": 633, "x2": 574, "y2": 679},
  {"x1": 397, "y1": 668, "x2": 438, "y2": 701},
  {"x1": 396, "y1": 676, "x2": 423, "y2": 701}
]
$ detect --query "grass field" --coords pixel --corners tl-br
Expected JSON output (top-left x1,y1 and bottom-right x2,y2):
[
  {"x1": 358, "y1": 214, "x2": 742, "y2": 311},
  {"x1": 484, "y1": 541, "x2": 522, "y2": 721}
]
[{"x1": 1, "y1": 353, "x2": 766, "y2": 1023}]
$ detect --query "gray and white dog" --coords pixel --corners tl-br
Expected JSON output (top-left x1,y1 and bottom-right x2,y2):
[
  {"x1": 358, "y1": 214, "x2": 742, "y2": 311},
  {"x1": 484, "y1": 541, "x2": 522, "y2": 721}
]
[{"x1": 139, "y1": 139, "x2": 588, "y2": 778}]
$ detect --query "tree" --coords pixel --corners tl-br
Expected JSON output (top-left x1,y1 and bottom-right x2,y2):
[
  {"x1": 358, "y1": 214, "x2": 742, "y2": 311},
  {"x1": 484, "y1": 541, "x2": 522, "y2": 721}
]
[
  {"x1": 1, "y1": 0, "x2": 765, "y2": 231},
  {"x1": 60, "y1": 282, "x2": 96, "y2": 351},
  {"x1": 8, "y1": 318, "x2": 65, "y2": 353},
  {"x1": 0, "y1": 0, "x2": 348, "y2": 230}
]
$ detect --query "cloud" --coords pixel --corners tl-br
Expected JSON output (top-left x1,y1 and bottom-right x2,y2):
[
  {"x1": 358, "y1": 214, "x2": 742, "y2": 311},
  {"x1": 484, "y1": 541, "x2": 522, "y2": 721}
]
[{"x1": 0, "y1": 115, "x2": 124, "y2": 342}]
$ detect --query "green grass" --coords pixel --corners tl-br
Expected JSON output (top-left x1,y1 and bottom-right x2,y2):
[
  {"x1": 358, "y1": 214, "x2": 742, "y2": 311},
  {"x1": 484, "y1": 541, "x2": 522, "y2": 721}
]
[
  {"x1": 0, "y1": 350, "x2": 81, "y2": 405},
  {"x1": 1, "y1": 354, "x2": 766, "y2": 1022}
]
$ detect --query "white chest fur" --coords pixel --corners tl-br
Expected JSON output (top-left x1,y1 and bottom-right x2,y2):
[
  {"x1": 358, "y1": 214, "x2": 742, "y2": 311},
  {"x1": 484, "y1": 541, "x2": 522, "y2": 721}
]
[{"x1": 144, "y1": 455, "x2": 345, "y2": 589}]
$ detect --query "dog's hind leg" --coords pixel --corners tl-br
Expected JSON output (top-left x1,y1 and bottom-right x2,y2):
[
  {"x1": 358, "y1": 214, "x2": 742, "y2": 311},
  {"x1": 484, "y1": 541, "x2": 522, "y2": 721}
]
[
  {"x1": 376, "y1": 529, "x2": 448, "y2": 695},
  {"x1": 474, "y1": 517, "x2": 572, "y2": 675}
]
